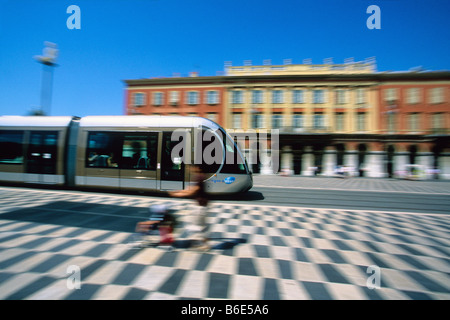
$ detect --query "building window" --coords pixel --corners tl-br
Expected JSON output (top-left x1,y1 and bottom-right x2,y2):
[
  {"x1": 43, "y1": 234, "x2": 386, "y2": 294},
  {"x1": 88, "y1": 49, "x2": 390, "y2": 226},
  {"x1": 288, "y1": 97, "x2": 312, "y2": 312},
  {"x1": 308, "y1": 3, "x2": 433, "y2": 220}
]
[
  {"x1": 313, "y1": 113, "x2": 325, "y2": 129},
  {"x1": 313, "y1": 90, "x2": 324, "y2": 104},
  {"x1": 206, "y1": 90, "x2": 219, "y2": 104},
  {"x1": 292, "y1": 90, "x2": 304, "y2": 104},
  {"x1": 153, "y1": 92, "x2": 164, "y2": 106},
  {"x1": 272, "y1": 113, "x2": 283, "y2": 129},
  {"x1": 292, "y1": 113, "x2": 304, "y2": 129},
  {"x1": 206, "y1": 113, "x2": 217, "y2": 123},
  {"x1": 252, "y1": 90, "x2": 263, "y2": 104},
  {"x1": 335, "y1": 89, "x2": 347, "y2": 105},
  {"x1": 408, "y1": 113, "x2": 420, "y2": 132},
  {"x1": 133, "y1": 93, "x2": 146, "y2": 107},
  {"x1": 356, "y1": 112, "x2": 366, "y2": 132},
  {"x1": 231, "y1": 91, "x2": 244, "y2": 104},
  {"x1": 272, "y1": 90, "x2": 284, "y2": 104},
  {"x1": 232, "y1": 113, "x2": 242, "y2": 129},
  {"x1": 356, "y1": 88, "x2": 366, "y2": 104},
  {"x1": 251, "y1": 113, "x2": 264, "y2": 129},
  {"x1": 384, "y1": 88, "x2": 398, "y2": 103},
  {"x1": 387, "y1": 112, "x2": 397, "y2": 133},
  {"x1": 429, "y1": 87, "x2": 445, "y2": 104},
  {"x1": 169, "y1": 91, "x2": 179, "y2": 105},
  {"x1": 187, "y1": 91, "x2": 199, "y2": 105},
  {"x1": 432, "y1": 113, "x2": 444, "y2": 133},
  {"x1": 335, "y1": 113, "x2": 345, "y2": 132},
  {"x1": 407, "y1": 88, "x2": 421, "y2": 104}
]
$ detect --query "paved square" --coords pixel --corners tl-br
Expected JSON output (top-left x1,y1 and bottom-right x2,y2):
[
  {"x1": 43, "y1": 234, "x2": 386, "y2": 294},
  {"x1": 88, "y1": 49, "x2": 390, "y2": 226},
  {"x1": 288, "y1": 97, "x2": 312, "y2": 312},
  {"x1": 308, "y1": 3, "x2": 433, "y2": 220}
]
[{"x1": 0, "y1": 186, "x2": 449, "y2": 299}]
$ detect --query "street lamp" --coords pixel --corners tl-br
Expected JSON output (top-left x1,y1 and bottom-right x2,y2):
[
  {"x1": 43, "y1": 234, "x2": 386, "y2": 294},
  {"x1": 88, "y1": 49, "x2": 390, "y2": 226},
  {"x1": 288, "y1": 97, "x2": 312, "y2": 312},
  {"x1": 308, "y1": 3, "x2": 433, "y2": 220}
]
[{"x1": 33, "y1": 41, "x2": 58, "y2": 116}]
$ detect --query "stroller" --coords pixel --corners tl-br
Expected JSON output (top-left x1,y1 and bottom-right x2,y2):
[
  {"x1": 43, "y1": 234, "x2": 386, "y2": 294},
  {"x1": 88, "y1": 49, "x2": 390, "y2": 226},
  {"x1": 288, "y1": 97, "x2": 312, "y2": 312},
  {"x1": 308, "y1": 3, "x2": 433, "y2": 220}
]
[{"x1": 131, "y1": 204, "x2": 177, "y2": 249}]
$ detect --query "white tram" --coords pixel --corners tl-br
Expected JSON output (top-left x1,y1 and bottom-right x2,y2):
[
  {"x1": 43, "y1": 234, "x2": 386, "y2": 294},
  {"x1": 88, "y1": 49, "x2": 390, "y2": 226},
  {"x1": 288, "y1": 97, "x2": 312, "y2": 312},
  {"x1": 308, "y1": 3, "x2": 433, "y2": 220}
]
[{"x1": 0, "y1": 116, "x2": 253, "y2": 194}]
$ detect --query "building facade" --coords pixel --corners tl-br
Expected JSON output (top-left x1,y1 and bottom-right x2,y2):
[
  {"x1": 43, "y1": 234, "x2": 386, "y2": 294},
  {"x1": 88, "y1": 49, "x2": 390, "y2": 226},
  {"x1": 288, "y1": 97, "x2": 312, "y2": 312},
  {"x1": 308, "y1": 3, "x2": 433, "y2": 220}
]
[
  {"x1": 378, "y1": 73, "x2": 450, "y2": 178},
  {"x1": 125, "y1": 75, "x2": 227, "y2": 126},
  {"x1": 124, "y1": 61, "x2": 450, "y2": 179}
]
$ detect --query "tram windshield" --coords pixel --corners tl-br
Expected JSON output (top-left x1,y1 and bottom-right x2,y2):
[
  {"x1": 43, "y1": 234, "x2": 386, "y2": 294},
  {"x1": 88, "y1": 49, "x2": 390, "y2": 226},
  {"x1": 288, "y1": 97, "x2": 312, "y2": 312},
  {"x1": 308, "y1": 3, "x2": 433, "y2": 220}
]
[
  {"x1": 219, "y1": 128, "x2": 248, "y2": 175},
  {"x1": 194, "y1": 127, "x2": 248, "y2": 175}
]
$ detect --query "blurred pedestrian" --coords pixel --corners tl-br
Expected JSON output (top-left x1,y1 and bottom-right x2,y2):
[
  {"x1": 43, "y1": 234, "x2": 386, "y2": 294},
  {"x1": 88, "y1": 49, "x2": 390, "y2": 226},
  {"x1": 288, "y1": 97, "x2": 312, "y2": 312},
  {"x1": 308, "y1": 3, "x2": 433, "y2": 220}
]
[
  {"x1": 169, "y1": 165, "x2": 210, "y2": 251},
  {"x1": 135, "y1": 204, "x2": 176, "y2": 246}
]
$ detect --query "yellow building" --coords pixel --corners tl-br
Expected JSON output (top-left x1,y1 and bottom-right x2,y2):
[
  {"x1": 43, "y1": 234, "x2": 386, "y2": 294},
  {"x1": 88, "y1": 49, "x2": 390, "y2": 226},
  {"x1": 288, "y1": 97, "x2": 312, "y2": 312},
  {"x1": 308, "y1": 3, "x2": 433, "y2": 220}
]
[{"x1": 224, "y1": 60, "x2": 380, "y2": 135}]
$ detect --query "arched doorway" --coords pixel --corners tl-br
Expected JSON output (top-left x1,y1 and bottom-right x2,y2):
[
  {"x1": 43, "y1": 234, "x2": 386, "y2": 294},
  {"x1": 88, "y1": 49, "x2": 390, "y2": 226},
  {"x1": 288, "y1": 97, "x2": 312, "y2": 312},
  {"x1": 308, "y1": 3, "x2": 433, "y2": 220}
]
[
  {"x1": 292, "y1": 144, "x2": 304, "y2": 175},
  {"x1": 357, "y1": 144, "x2": 368, "y2": 177},
  {"x1": 335, "y1": 143, "x2": 345, "y2": 167},
  {"x1": 431, "y1": 144, "x2": 442, "y2": 179},
  {"x1": 408, "y1": 145, "x2": 418, "y2": 165},
  {"x1": 386, "y1": 145, "x2": 395, "y2": 178},
  {"x1": 313, "y1": 144, "x2": 325, "y2": 175}
]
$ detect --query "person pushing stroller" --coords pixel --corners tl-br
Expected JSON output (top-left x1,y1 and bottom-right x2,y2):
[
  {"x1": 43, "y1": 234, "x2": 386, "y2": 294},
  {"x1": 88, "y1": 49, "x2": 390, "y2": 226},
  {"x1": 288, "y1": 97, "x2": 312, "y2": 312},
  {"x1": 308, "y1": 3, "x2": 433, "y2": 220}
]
[
  {"x1": 135, "y1": 204, "x2": 176, "y2": 246},
  {"x1": 169, "y1": 165, "x2": 210, "y2": 251}
]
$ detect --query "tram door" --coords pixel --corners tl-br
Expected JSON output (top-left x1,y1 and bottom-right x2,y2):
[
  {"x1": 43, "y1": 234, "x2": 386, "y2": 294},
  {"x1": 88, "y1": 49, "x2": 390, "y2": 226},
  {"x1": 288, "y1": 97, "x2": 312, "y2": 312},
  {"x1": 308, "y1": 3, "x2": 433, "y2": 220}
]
[
  {"x1": 160, "y1": 131, "x2": 185, "y2": 191},
  {"x1": 25, "y1": 131, "x2": 59, "y2": 183},
  {"x1": 119, "y1": 133, "x2": 158, "y2": 190}
]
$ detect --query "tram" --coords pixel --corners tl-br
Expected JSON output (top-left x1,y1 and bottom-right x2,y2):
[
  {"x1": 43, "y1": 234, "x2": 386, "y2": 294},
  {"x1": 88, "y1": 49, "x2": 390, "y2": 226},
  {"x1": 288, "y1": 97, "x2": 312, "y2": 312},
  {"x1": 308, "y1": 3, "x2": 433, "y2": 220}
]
[{"x1": 0, "y1": 115, "x2": 253, "y2": 194}]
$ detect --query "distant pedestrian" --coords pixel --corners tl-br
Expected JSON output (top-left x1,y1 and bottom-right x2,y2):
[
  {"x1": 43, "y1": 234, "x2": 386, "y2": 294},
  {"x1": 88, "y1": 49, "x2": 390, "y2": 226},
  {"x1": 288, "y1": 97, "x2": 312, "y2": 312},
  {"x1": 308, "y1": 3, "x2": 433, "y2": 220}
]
[
  {"x1": 335, "y1": 165, "x2": 344, "y2": 178},
  {"x1": 169, "y1": 165, "x2": 210, "y2": 250}
]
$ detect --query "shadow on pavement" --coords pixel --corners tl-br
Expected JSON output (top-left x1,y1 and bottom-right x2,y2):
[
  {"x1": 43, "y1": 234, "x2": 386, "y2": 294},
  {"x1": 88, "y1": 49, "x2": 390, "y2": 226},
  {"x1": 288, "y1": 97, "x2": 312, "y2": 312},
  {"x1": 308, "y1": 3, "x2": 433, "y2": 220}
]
[
  {"x1": 0, "y1": 201, "x2": 249, "y2": 252},
  {"x1": 0, "y1": 201, "x2": 148, "y2": 233},
  {"x1": 172, "y1": 238, "x2": 247, "y2": 250},
  {"x1": 209, "y1": 190, "x2": 265, "y2": 202}
]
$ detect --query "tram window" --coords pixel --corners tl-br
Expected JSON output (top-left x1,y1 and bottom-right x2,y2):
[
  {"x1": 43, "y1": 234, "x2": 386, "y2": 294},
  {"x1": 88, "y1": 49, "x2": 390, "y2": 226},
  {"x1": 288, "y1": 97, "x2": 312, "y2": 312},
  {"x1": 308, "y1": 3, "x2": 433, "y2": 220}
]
[
  {"x1": 148, "y1": 133, "x2": 158, "y2": 170},
  {"x1": 0, "y1": 130, "x2": 24, "y2": 164},
  {"x1": 27, "y1": 131, "x2": 58, "y2": 174},
  {"x1": 122, "y1": 138, "x2": 147, "y2": 169},
  {"x1": 161, "y1": 131, "x2": 184, "y2": 181},
  {"x1": 221, "y1": 135, "x2": 247, "y2": 174},
  {"x1": 121, "y1": 133, "x2": 157, "y2": 170},
  {"x1": 199, "y1": 129, "x2": 221, "y2": 174},
  {"x1": 86, "y1": 132, "x2": 120, "y2": 168},
  {"x1": 43, "y1": 134, "x2": 57, "y2": 146}
]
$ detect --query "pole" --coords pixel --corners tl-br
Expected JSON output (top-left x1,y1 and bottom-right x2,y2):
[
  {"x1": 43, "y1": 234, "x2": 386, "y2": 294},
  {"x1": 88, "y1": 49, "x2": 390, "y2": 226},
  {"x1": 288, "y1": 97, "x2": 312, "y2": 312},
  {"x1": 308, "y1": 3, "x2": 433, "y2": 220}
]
[
  {"x1": 40, "y1": 63, "x2": 55, "y2": 116},
  {"x1": 34, "y1": 42, "x2": 58, "y2": 116}
]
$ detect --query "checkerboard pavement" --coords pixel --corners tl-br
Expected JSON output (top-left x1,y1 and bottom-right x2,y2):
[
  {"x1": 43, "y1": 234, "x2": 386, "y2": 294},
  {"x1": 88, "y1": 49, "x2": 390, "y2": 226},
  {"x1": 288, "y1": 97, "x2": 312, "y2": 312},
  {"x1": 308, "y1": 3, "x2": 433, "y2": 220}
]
[
  {"x1": 0, "y1": 186, "x2": 449, "y2": 300},
  {"x1": 252, "y1": 175, "x2": 450, "y2": 195}
]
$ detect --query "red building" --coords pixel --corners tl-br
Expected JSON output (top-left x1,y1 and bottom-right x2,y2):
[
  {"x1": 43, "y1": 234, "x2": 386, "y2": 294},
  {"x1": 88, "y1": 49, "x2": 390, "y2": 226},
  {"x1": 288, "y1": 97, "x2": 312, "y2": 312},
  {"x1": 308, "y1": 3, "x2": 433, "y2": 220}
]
[
  {"x1": 124, "y1": 75, "x2": 227, "y2": 126},
  {"x1": 379, "y1": 74, "x2": 450, "y2": 135},
  {"x1": 378, "y1": 72, "x2": 450, "y2": 177}
]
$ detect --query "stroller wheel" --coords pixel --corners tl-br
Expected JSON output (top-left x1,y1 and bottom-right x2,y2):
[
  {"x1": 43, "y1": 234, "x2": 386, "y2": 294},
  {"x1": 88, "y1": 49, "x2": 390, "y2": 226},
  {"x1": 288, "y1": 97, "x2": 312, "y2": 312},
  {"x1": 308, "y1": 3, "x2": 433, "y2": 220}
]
[{"x1": 127, "y1": 234, "x2": 144, "y2": 249}]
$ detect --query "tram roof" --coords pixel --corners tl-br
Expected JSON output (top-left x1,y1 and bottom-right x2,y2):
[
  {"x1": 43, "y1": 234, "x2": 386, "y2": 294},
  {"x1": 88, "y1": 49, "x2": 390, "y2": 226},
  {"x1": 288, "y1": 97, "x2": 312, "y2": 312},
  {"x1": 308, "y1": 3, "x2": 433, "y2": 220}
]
[
  {"x1": 0, "y1": 116, "x2": 74, "y2": 127},
  {"x1": 79, "y1": 115, "x2": 220, "y2": 130},
  {"x1": 0, "y1": 115, "x2": 220, "y2": 130}
]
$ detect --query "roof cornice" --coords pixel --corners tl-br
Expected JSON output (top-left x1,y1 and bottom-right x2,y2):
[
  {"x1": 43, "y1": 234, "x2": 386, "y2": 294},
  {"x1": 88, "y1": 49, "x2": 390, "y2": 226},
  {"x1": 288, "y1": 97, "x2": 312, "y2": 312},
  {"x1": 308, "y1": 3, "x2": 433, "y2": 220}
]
[{"x1": 123, "y1": 71, "x2": 450, "y2": 87}]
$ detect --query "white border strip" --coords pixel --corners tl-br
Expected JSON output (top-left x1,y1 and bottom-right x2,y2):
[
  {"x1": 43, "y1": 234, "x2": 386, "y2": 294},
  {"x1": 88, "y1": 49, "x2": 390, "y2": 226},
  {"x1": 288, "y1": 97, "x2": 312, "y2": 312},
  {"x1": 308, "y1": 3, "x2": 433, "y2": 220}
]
[{"x1": 0, "y1": 186, "x2": 449, "y2": 218}]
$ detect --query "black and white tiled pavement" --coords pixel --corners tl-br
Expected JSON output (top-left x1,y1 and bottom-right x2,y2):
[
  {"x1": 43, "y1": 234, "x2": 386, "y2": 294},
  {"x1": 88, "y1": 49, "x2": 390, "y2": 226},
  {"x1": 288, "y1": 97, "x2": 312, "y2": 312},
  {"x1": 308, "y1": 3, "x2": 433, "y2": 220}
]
[
  {"x1": 252, "y1": 175, "x2": 450, "y2": 194},
  {"x1": 0, "y1": 186, "x2": 449, "y2": 300}
]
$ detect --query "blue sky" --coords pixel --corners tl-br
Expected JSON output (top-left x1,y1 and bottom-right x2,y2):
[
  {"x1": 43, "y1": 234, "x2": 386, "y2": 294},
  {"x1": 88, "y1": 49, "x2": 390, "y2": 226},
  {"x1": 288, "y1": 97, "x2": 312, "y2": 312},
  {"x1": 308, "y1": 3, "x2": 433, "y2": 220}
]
[{"x1": 1, "y1": 0, "x2": 449, "y2": 117}]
